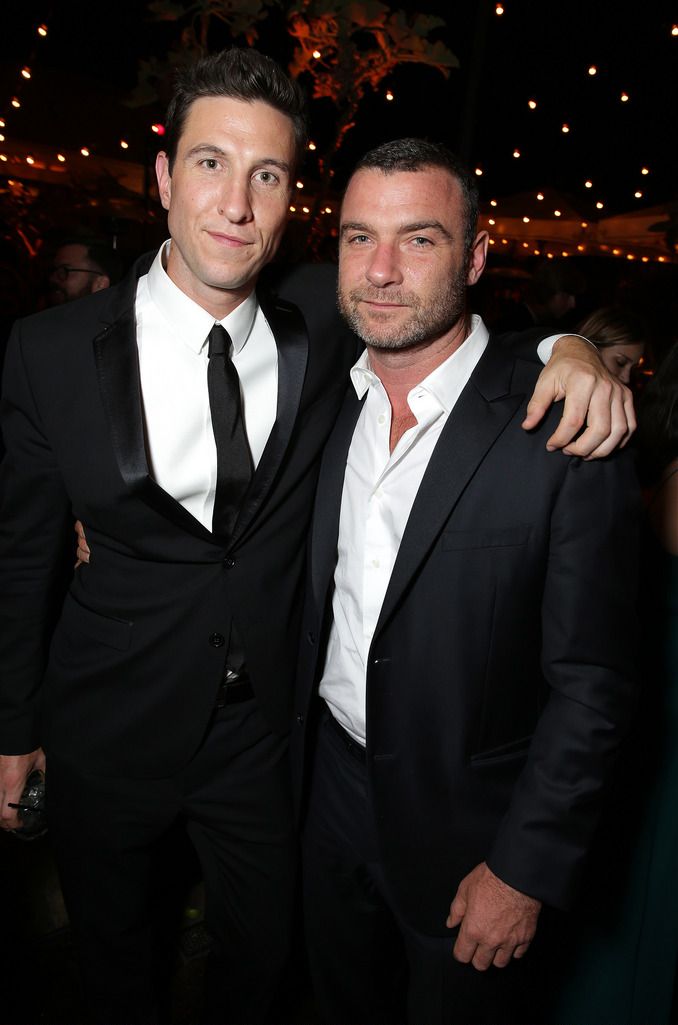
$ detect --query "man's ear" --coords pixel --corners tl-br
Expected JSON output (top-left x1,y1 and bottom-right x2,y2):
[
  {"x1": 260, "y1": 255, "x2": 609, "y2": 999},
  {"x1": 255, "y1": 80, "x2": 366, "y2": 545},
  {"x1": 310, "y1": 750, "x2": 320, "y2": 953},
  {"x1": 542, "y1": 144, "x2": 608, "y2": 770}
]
[
  {"x1": 90, "y1": 275, "x2": 110, "y2": 294},
  {"x1": 466, "y1": 231, "x2": 489, "y2": 286},
  {"x1": 156, "y1": 151, "x2": 172, "y2": 211}
]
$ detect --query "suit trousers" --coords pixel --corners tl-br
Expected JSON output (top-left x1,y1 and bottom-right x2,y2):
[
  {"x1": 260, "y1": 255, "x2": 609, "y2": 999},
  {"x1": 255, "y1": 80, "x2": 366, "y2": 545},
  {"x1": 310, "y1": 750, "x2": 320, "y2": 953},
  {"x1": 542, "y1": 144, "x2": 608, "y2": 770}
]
[
  {"x1": 302, "y1": 710, "x2": 555, "y2": 1025},
  {"x1": 46, "y1": 695, "x2": 297, "y2": 1025}
]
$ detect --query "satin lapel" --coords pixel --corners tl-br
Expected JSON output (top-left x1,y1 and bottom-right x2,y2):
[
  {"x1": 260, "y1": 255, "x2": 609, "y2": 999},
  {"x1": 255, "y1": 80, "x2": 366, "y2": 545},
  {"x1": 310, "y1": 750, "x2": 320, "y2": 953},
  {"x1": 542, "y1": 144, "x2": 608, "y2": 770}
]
[
  {"x1": 310, "y1": 389, "x2": 364, "y2": 605},
  {"x1": 375, "y1": 344, "x2": 526, "y2": 636},
  {"x1": 228, "y1": 291, "x2": 309, "y2": 544},
  {"x1": 93, "y1": 252, "x2": 215, "y2": 543}
]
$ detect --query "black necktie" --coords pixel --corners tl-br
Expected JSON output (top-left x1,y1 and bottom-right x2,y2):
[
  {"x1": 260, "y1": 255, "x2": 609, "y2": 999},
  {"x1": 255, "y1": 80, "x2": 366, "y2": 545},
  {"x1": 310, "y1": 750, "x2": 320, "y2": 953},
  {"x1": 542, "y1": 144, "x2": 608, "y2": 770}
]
[{"x1": 207, "y1": 323, "x2": 252, "y2": 537}]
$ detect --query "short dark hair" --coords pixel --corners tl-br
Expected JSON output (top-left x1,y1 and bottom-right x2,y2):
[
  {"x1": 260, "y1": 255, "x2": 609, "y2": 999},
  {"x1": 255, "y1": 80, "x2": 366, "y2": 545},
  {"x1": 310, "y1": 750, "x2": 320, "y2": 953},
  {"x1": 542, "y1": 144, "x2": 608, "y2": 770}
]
[
  {"x1": 56, "y1": 236, "x2": 123, "y2": 284},
  {"x1": 164, "y1": 47, "x2": 308, "y2": 173},
  {"x1": 349, "y1": 138, "x2": 479, "y2": 256}
]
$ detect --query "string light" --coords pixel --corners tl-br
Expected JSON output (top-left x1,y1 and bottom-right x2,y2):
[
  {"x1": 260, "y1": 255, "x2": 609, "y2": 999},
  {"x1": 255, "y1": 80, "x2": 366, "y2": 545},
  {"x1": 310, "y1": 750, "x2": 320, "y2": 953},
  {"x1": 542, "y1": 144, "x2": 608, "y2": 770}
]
[
  {"x1": 474, "y1": 167, "x2": 483, "y2": 176},
  {"x1": 26, "y1": 154, "x2": 35, "y2": 165},
  {"x1": 672, "y1": 24, "x2": 678, "y2": 35},
  {"x1": 626, "y1": 253, "x2": 635, "y2": 260},
  {"x1": 595, "y1": 201, "x2": 604, "y2": 209},
  {"x1": 528, "y1": 99, "x2": 537, "y2": 109},
  {"x1": 11, "y1": 98, "x2": 20, "y2": 109},
  {"x1": 489, "y1": 238, "x2": 495, "y2": 245},
  {"x1": 588, "y1": 65, "x2": 597, "y2": 75},
  {"x1": 581, "y1": 222, "x2": 588, "y2": 228},
  {"x1": 641, "y1": 256, "x2": 649, "y2": 263},
  {"x1": 385, "y1": 90, "x2": 394, "y2": 101},
  {"x1": 296, "y1": 180, "x2": 304, "y2": 189},
  {"x1": 0, "y1": 154, "x2": 7, "y2": 162},
  {"x1": 536, "y1": 192, "x2": 544, "y2": 200},
  {"x1": 634, "y1": 190, "x2": 643, "y2": 198},
  {"x1": 0, "y1": 119, "x2": 4, "y2": 128},
  {"x1": 120, "y1": 140, "x2": 129, "y2": 149},
  {"x1": 312, "y1": 50, "x2": 321, "y2": 59},
  {"x1": 554, "y1": 209, "x2": 562, "y2": 217},
  {"x1": 488, "y1": 218, "x2": 496, "y2": 225},
  {"x1": 151, "y1": 123, "x2": 165, "y2": 135},
  {"x1": 495, "y1": 4, "x2": 504, "y2": 14},
  {"x1": 620, "y1": 92, "x2": 629, "y2": 102},
  {"x1": 324, "y1": 207, "x2": 332, "y2": 214},
  {"x1": 513, "y1": 149, "x2": 521, "y2": 158},
  {"x1": 57, "y1": 153, "x2": 66, "y2": 162},
  {"x1": 302, "y1": 206, "x2": 310, "y2": 214},
  {"x1": 0, "y1": 134, "x2": 4, "y2": 142},
  {"x1": 21, "y1": 67, "x2": 31, "y2": 80},
  {"x1": 561, "y1": 123, "x2": 570, "y2": 133},
  {"x1": 38, "y1": 24, "x2": 48, "y2": 37},
  {"x1": 308, "y1": 141, "x2": 316, "y2": 151},
  {"x1": 584, "y1": 180, "x2": 593, "y2": 188},
  {"x1": 490, "y1": 199, "x2": 497, "y2": 207},
  {"x1": 522, "y1": 216, "x2": 530, "y2": 223},
  {"x1": 641, "y1": 166, "x2": 650, "y2": 175},
  {"x1": 289, "y1": 205, "x2": 296, "y2": 212},
  {"x1": 80, "y1": 147, "x2": 90, "y2": 157}
]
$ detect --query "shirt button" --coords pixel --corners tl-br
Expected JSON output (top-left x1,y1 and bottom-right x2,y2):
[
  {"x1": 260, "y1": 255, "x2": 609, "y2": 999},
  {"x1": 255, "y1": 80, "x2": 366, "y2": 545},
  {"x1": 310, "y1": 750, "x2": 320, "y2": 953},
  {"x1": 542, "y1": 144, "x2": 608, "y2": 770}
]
[
  {"x1": 223, "y1": 557, "x2": 235, "y2": 568},
  {"x1": 209, "y1": 633, "x2": 225, "y2": 648},
  {"x1": 372, "y1": 558, "x2": 380, "y2": 568},
  {"x1": 296, "y1": 713, "x2": 305, "y2": 725},
  {"x1": 378, "y1": 414, "x2": 386, "y2": 425}
]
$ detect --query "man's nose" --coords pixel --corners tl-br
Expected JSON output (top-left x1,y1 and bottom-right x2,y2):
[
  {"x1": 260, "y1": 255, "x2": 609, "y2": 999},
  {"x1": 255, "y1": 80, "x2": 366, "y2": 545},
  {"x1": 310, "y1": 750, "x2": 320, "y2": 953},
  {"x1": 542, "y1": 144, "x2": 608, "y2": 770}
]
[
  {"x1": 365, "y1": 243, "x2": 403, "y2": 287},
  {"x1": 218, "y1": 176, "x2": 254, "y2": 223}
]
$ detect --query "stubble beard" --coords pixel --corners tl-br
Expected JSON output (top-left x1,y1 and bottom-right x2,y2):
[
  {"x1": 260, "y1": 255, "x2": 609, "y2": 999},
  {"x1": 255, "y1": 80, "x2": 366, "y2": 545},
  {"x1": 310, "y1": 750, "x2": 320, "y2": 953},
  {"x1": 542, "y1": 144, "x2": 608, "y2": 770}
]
[{"x1": 337, "y1": 270, "x2": 467, "y2": 352}]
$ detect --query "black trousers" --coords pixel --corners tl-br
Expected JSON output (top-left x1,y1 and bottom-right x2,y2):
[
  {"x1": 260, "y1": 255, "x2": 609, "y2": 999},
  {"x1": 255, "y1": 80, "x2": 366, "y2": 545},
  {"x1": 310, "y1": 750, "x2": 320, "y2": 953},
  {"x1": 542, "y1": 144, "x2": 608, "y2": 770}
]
[
  {"x1": 46, "y1": 696, "x2": 297, "y2": 1025},
  {"x1": 302, "y1": 710, "x2": 556, "y2": 1025}
]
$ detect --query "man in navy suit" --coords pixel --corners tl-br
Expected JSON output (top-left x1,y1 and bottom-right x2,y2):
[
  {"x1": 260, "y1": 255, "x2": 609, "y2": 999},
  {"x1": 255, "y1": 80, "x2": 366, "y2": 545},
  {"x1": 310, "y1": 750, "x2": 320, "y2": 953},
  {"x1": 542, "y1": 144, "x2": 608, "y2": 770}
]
[{"x1": 293, "y1": 139, "x2": 639, "y2": 1025}]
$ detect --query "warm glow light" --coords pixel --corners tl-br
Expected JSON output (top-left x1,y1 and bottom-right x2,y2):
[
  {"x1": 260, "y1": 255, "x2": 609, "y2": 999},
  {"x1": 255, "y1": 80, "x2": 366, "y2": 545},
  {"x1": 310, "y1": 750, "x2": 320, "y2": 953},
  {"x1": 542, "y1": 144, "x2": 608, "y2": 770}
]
[
  {"x1": 588, "y1": 65, "x2": 597, "y2": 75},
  {"x1": 312, "y1": 49, "x2": 321, "y2": 59},
  {"x1": 38, "y1": 23, "x2": 48, "y2": 36},
  {"x1": 502, "y1": 238, "x2": 508, "y2": 244},
  {"x1": 81, "y1": 147, "x2": 90, "y2": 157},
  {"x1": 626, "y1": 253, "x2": 635, "y2": 260},
  {"x1": 289, "y1": 205, "x2": 296, "y2": 212},
  {"x1": 612, "y1": 248, "x2": 621, "y2": 256},
  {"x1": 620, "y1": 92, "x2": 629, "y2": 102},
  {"x1": 151, "y1": 123, "x2": 165, "y2": 135},
  {"x1": 528, "y1": 99, "x2": 537, "y2": 109},
  {"x1": 308, "y1": 141, "x2": 316, "y2": 151},
  {"x1": 658, "y1": 256, "x2": 666, "y2": 262},
  {"x1": 385, "y1": 90, "x2": 394, "y2": 101},
  {"x1": 0, "y1": 134, "x2": 3, "y2": 143},
  {"x1": 641, "y1": 166, "x2": 650, "y2": 175},
  {"x1": 577, "y1": 245, "x2": 585, "y2": 252},
  {"x1": 522, "y1": 216, "x2": 530, "y2": 223},
  {"x1": 11, "y1": 98, "x2": 20, "y2": 109},
  {"x1": 584, "y1": 180, "x2": 593, "y2": 188},
  {"x1": 561, "y1": 123, "x2": 570, "y2": 133},
  {"x1": 561, "y1": 251, "x2": 569, "y2": 257},
  {"x1": 672, "y1": 24, "x2": 678, "y2": 35},
  {"x1": 634, "y1": 190, "x2": 642, "y2": 199},
  {"x1": 296, "y1": 180, "x2": 304, "y2": 189},
  {"x1": 547, "y1": 252, "x2": 554, "y2": 259},
  {"x1": 488, "y1": 218, "x2": 496, "y2": 226},
  {"x1": 513, "y1": 149, "x2": 521, "y2": 158},
  {"x1": 0, "y1": 154, "x2": 7, "y2": 162},
  {"x1": 522, "y1": 242, "x2": 529, "y2": 248},
  {"x1": 495, "y1": 3, "x2": 504, "y2": 14},
  {"x1": 533, "y1": 249, "x2": 540, "y2": 255},
  {"x1": 490, "y1": 199, "x2": 497, "y2": 207},
  {"x1": 595, "y1": 201, "x2": 604, "y2": 209},
  {"x1": 581, "y1": 221, "x2": 588, "y2": 228},
  {"x1": 302, "y1": 206, "x2": 310, "y2": 214},
  {"x1": 26, "y1": 155, "x2": 35, "y2": 165},
  {"x1": 641, "y1": 256, "x2": 650, "y2": 262},
  {"x1": 21, "y1": 67, "x2": 31, "y2": 80},
  {"x1": 57, "y1": 153, "x2": 66, "y2": 162},
  {"x1": 489, "y1": 238, "x2": 495, "y2": 245},
  {"x1": 536, "y1": 192, "x2": 544, "y2": 200},
  {"x1": 0, "y1": 119, "x2": 4, "y2": 128},
  {"x1": 554, "y1": 210, "x2": 561, "y2": 217},
  {"x1": 120, "y1": 140, "x2": 129, "y2": 149},
  {"x1": 324, "y1": 207, "x2": 332, "y2": 214},
  {"x1": 475, "y1": 167, "x2": 483, "y2": 176}
]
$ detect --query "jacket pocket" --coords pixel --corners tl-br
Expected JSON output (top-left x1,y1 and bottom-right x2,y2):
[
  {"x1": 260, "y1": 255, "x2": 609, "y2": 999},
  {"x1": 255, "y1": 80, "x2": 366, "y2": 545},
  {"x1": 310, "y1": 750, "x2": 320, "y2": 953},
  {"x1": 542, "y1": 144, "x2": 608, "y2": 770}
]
[
  {"x1": 60, "y1": 593, "x2": 133, "y2": 651},
  {"x1": 470, "y1": 735, "x2": 532, "y2": 768},
  {"x1": 442, "y1": 525, "x2": 532, "y2": 551}
]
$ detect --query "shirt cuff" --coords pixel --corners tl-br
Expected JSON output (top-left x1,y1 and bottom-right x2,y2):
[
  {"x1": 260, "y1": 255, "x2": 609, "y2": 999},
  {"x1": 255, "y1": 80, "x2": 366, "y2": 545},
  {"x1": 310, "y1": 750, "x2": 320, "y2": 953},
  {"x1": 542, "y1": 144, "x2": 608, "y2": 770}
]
[{"x1": 537, "y1": 333, "x2": 595, "y2": 365}]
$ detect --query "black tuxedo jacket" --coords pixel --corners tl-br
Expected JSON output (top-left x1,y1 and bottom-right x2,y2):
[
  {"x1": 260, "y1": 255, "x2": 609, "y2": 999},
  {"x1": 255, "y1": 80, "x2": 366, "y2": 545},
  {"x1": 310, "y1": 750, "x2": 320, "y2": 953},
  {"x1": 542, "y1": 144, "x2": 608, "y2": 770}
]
[
  {"x1": 292, "y1": 340, "x2": 640, "y2": 933},
  {"x1": 0, "y1": 254, "x2": 356, "y2": 777}
]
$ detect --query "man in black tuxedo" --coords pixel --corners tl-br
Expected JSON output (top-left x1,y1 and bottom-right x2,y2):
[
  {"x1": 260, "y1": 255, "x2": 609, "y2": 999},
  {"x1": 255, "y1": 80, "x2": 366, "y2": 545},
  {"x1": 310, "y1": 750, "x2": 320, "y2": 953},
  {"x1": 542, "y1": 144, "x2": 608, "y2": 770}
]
[
  {"x1": 0, "y1": 50, "x2": 633, "y2": 1025},
  {"x1": 293, "y1": 140, "x2": 639, "y2": 1025}
]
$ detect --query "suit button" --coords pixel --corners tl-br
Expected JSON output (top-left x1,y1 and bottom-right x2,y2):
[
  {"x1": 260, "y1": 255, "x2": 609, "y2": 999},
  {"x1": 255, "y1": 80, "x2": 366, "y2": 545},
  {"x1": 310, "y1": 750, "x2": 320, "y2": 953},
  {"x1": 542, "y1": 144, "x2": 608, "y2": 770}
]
[
  {"x1": 223, "y1": 557, "x2": 235, "y2": 568},
  {"x1": 296, "y1": 713, "x2": 304, "y2": 725},
  {"x1": 209, "y1": 633, "x2": 225, "y2": 647},
  {"x1": 307, "y1": 631, "x2": 315, "y2": 645}
]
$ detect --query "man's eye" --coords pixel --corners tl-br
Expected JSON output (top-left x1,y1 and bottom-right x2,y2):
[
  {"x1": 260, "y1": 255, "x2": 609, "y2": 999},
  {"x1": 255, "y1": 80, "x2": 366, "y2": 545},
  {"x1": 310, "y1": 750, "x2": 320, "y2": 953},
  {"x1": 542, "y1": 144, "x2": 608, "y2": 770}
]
[
  {"x1": 254, "y1": 170, "x2": 279, "y2": 185},
  {"x1": 412, "y1": 236, "x2": 432, "y2": 247},
  {"x1": 349, "y1": 234, "x2": 370, "y2": 244},
  {"x1": 201, "y1": 158, "x2": 219, "y2": 170}
]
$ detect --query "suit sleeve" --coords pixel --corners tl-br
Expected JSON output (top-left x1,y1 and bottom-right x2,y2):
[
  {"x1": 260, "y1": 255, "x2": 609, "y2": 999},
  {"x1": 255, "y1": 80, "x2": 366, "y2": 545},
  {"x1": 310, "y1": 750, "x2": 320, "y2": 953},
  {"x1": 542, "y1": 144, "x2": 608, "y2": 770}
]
[
  {"x1": 486, "y1": 449, "x2": 640, "y2": 909},
  {"x1": 0, "y1": 322, "x2": 72, "y2": 753}
]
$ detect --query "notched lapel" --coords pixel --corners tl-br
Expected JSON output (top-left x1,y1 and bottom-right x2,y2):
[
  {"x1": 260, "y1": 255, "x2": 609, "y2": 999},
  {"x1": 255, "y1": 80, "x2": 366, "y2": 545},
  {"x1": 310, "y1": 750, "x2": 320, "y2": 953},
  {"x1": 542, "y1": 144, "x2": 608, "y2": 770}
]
[
  {"x1": 228, "y1": 292, "x2": 309, "y2": 544},
  {"x1": 375, "y1": 344, "x2": 526, "y2": 635}
]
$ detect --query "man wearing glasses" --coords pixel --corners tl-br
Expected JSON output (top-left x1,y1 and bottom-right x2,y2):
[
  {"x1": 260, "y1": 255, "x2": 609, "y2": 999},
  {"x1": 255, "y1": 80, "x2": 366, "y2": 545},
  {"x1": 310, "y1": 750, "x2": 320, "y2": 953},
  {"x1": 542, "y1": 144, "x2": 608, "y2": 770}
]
[{"x1": 47, "y1": 237, "x2": 122, "y2": 306}]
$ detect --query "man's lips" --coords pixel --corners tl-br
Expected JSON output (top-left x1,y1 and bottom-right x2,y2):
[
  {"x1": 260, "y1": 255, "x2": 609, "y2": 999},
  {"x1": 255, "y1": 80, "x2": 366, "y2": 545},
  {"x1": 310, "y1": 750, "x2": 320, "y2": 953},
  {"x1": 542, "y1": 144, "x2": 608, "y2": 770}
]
[{"x1": 206, "y1": 230, "x2": 254, "y2": 247}]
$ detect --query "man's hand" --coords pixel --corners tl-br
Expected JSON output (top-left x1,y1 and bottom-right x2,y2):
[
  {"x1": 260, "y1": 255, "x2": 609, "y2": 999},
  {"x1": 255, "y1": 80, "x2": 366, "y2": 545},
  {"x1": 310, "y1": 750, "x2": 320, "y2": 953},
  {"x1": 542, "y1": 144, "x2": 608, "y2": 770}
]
[
  {"x1": 522, "y1": 335, "x2": 636, "y2": 459},
  {"x1": 446, "y1": 862, "x2": 541, "y2": 971},
  {"x1": 0, "y1": 749, "x2": 46, "y2": 831},
  {"x1": 74, "y1": 520, "x2": 90, "y2": 567}
]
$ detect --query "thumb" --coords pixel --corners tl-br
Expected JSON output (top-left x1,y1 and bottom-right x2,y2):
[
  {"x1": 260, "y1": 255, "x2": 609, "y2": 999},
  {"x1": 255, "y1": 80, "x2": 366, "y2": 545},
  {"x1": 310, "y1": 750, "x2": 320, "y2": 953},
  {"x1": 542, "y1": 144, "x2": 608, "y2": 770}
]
[{"x1": 446, "y1": 888, "x2": 467, "y2": 930}]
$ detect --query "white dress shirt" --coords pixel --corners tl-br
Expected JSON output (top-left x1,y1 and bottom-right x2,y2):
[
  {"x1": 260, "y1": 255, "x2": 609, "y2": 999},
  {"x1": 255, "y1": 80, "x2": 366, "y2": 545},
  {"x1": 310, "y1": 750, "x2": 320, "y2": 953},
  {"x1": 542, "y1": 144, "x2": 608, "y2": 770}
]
[
  {"x1": 134, "y1": 242, "x2": 278, "y2": 531},
  {"x1": 319, "y1": 315, "x2": 491, "y2": 745}
]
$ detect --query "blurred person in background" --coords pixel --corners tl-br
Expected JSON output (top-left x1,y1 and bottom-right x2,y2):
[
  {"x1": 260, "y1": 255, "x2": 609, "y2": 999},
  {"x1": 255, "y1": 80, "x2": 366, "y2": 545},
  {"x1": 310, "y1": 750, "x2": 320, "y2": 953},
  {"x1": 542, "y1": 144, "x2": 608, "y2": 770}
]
[
  {"x1": 577, "y1": 306, "x2": 647, "y2": 387},
  {"x1": 46, "y1": 236, "x2": 122, "y2": 306}
]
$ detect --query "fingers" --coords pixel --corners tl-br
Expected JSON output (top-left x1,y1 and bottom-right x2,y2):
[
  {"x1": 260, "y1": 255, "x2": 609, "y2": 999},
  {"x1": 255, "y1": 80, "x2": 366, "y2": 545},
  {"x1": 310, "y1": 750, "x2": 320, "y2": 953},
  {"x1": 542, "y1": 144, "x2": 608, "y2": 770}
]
[
  {"x1": 521, "y1": 378, "x2": 559, "y2": 433},
  {"x1": 562, "y1": 379, "x2": 634, "y2": 459},
  {"x1": 453, "y1": 933, "x2": 529, "y2": 971}
]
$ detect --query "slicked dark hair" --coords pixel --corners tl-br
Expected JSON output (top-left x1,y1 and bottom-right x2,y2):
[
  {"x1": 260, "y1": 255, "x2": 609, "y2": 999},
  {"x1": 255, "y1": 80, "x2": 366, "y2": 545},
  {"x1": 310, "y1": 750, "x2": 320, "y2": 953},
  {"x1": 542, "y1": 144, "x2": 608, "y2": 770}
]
[
  {"x1": 164, "y1": 47, "x2": 308, "y2": 173},
  {"x1": 350, "y1": 138, "x2": 480, "y2": 257}
]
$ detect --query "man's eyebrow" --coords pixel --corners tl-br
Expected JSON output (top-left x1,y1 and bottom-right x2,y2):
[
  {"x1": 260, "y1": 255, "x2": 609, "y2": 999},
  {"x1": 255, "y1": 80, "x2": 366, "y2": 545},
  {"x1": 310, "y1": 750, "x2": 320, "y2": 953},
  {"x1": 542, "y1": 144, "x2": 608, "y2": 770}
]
[
  {"x1": 183, "y1": 144, "x2": 291, "y2": 173},
  {"x1": 340, "y1": 219, "x2": 455, "y2": 240}
]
